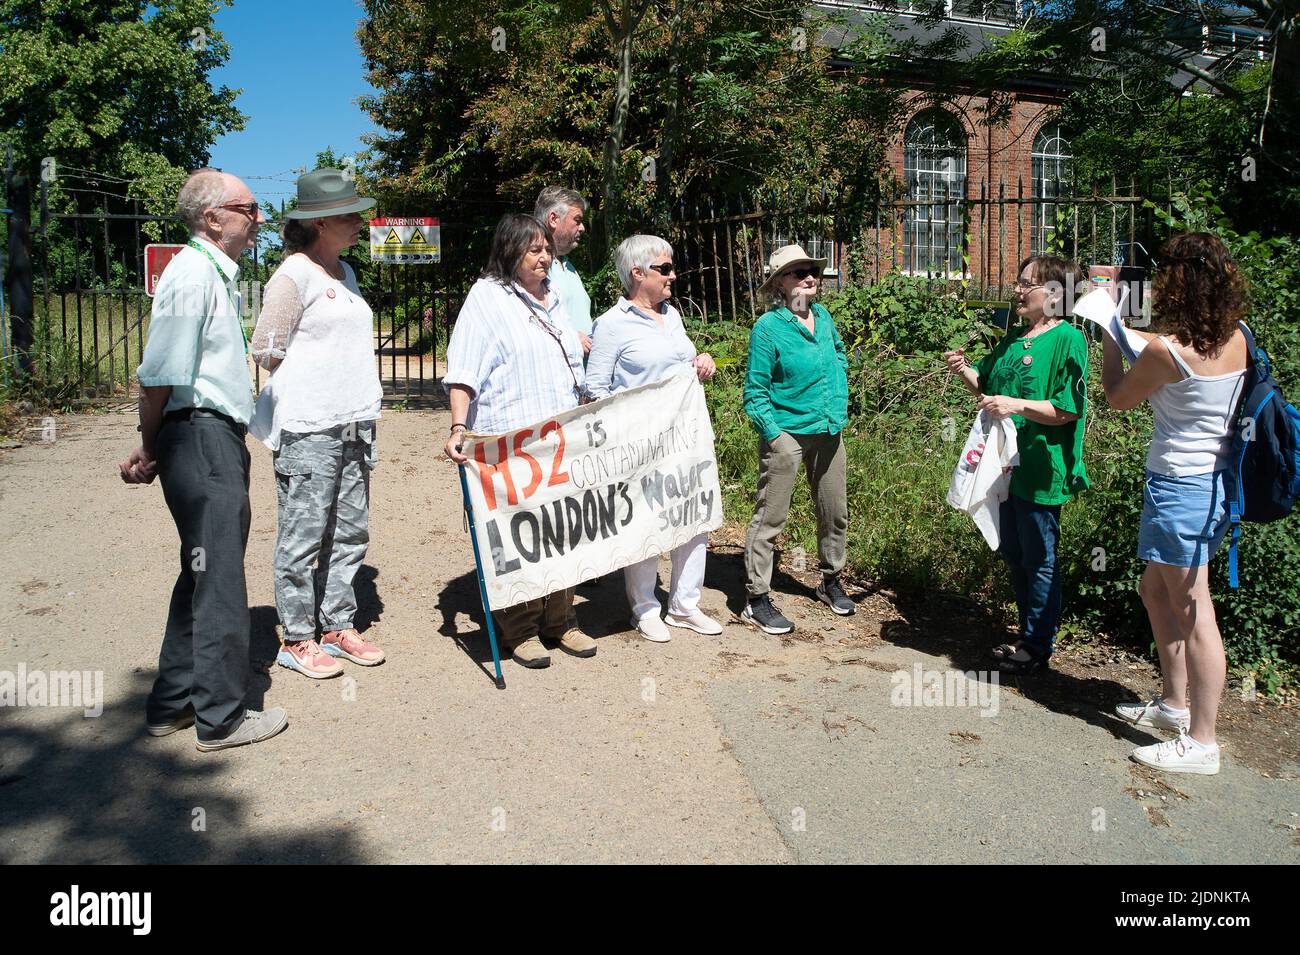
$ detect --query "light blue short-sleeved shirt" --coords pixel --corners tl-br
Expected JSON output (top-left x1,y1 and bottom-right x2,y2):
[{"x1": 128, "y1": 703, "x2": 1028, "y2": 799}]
[
  {"x1": 136, "y1": 236, "x2": 254, "y2": 423},
  {"x1": 548, "y1": 256, "x2": 592, "y2": 337},
  {"x1": 586, "y1": 298, "x2": 697, "y2": 399}
]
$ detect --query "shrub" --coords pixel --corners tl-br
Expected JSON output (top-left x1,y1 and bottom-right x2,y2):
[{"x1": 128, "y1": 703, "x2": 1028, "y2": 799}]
[{"x1": 696, "y1": 244, "x2": 1299, "y2": 692}]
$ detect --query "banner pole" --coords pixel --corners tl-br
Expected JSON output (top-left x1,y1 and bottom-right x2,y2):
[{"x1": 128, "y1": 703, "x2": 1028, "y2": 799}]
[{"x1": 458, "y1": 463, "x2": 506, "y2": 690}]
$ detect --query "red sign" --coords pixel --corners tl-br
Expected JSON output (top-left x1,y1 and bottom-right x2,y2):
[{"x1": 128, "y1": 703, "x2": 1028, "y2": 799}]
[{"x1": 144, "y1": 244, "x2": 185, "y2": 296}]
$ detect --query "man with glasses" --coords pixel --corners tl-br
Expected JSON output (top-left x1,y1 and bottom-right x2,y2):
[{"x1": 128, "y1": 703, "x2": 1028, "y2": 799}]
[
  {"x1": 120, "y1": 168, "x2": 289, "y2": 751},
  {"x1": 534, "y1": 186, "x2": 593, "y2": 354}
]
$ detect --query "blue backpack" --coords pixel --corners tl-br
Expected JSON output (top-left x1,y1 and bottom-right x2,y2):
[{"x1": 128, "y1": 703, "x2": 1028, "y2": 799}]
[{"x1": 1225, "y1": 322, "x2": 1300, "y2": 587}]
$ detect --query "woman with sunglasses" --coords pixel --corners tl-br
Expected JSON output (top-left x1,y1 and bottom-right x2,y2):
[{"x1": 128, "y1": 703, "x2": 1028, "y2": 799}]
[
  {"x1": 442, "y1": 213, "x2": 597, "y2": 669},
  {"x1": 944, "y1": 255, "x2": 1090, "y2": 675},
  {"x1": 741, "y1": 245, "x2": 852, "y2": 635},
  {"x1": 250, "y1": 167, "x2": 386, "y2": 680},
  {"x1": 587, "y1": 235, "x2": 720, "y2": 643}
]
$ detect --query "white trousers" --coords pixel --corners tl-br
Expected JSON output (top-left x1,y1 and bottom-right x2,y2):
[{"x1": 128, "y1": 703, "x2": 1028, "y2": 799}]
[{"x1": 623, "y1": 533, "x2": 708, "y2": 623}]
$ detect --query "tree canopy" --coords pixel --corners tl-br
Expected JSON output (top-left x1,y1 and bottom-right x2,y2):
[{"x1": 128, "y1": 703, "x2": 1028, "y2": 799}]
[
  {"x1": 0, "y1": 0, "x2": 246, "y2": 212},
  {"x1": 358, "y1": 0, "x2": 906, "y2": 258}
]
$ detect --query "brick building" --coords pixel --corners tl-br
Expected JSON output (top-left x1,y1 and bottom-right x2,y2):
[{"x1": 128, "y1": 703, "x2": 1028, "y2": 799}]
[{"x1": 816, "y1": 1, "x2": 1083, "y2": 288}]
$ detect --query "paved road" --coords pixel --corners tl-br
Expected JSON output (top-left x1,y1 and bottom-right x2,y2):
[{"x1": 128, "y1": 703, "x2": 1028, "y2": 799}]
[{"x1": 0, "y1": 413, "x2": 1295, "y2": 863}]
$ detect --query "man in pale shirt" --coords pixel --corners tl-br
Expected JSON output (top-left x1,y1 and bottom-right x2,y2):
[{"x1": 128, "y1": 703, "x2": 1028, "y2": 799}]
[
  {"x1": 534, "y1": 186, "x2": 593, "y2": 354},
  {"x1": 119, "y1": 168, "x2": 288, "y2": 752}
]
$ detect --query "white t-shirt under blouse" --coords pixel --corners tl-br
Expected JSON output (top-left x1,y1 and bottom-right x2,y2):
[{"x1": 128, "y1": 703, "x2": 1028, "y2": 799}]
[{"x1": 249, "y1": 254, "x2": 382, "y2": 450}]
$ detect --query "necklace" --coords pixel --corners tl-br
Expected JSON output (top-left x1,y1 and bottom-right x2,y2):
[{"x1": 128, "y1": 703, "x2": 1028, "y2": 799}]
[
  {"x1": 1022, "y1": 319, "x2": 1059, "y2": 349},
  {"x1": 306, "y1": 250, "x2": 344, "y2": 281}
]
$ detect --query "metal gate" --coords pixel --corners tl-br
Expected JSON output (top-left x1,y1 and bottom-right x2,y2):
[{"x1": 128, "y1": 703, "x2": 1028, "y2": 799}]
[{"x1": 30, "y1": 199, "x2": 461, "y2": 405}]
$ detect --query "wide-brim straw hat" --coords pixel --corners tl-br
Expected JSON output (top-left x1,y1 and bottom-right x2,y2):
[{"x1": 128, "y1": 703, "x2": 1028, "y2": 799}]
[
  {"x1": 759, "y1": 244, "x2": 828, "y2": 294},
  {"x1": 284, "y1": 167, "x2": 377, "y2": 219}
]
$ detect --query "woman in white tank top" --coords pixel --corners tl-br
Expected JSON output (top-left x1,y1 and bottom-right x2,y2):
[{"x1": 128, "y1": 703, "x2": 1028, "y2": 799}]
[{"x1": 1100, "y1": 233, "x2": 1249, "y2": 776}]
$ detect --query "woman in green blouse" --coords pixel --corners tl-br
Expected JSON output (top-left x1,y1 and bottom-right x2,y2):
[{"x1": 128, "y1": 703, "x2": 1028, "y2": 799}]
[
  {"x1": 944, "y1": 255, "x2": 1090, "y2": 674},
  {"x1": 742, "y1": 245, "x2": 853, "y2": 635}
]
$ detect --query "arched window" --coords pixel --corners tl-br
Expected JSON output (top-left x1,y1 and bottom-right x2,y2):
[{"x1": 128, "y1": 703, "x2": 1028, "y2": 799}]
[
  {"x1": 1031, "y1": 123, "x2": 1073, "y2": 255},
  {"x1": 903, "y1": 110, "x2": 967, "y2": 275}
]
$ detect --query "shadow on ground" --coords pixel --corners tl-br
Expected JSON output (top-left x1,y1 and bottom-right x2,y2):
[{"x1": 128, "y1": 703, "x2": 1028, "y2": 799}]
[
  {"x1": 878, "y1": 590, "x2": 1156, "y2": 745},
  {"x1": 433, "y1": 567, "x2": 636, "y2": 686},
  {"x1": 0, "y1": 670, "x2": 368, "y2": 864}
]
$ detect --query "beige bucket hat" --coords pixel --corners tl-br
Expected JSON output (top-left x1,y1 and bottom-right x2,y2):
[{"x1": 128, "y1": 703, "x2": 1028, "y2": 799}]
[{"x1": 759, "y1": 244, "x2": 827, "y2": 294}]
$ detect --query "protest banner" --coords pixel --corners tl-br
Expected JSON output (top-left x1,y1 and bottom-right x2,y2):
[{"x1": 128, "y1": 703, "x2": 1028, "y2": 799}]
[{"x1": 460, "y1": 371, "x2": 723, "y2": 609}]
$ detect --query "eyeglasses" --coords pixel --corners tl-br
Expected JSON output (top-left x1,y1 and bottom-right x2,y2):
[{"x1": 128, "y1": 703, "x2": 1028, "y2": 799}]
[
  {"x1": 644, "y1": 261, "x2": 675, "y2": 276},
  {"x1": 782, "y1": 267, "x2": 819, "y2": 281},
  {"x1": 1014, "y1": 281, "x2": 1044, "y2": 291},
  {"x1": 216, "y1": 201, "x2": 260, "y2": 219}
]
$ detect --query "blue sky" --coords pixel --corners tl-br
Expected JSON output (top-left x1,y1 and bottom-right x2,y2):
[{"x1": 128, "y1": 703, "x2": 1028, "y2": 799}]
[{"x1": 206, "y1": 0, "x2": 379, "y2": 209}]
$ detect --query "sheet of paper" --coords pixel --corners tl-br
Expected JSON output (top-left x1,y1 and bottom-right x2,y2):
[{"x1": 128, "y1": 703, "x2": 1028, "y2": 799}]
[{"x1": 1072, "y1": 286, "x2": 1146, "y2": 364}]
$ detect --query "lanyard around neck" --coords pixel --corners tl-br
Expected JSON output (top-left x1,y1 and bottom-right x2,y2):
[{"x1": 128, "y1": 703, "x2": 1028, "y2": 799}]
[
  {"x1": 188, "y1": 240, "x2": 248, "y2": 354},
  {"x1": 509, "y1": 283, "x2": 582, "y2": 400}
]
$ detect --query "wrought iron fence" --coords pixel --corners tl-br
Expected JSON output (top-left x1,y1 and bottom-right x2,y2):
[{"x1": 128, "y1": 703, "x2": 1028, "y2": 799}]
[
  {"x1": 30, "y1": 195, "x2": 469, "y2": 405},
  {"x1": 666, "y1": 176, "x2": 1160, "y2": 323}
]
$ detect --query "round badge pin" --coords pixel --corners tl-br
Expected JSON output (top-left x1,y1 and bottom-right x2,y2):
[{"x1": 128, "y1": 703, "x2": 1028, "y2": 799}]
[
  {"x1": 326, "y1": 288, "x2": 336, "y2": 299},
  {"x1": 1022, "y1": 355, "x2": 1033, "y2": 366}
]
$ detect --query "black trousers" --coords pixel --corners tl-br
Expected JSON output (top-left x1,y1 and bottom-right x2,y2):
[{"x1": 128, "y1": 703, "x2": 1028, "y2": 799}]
[{"x1": 147, "y1": 414, "x2": 252, "y2": 741}]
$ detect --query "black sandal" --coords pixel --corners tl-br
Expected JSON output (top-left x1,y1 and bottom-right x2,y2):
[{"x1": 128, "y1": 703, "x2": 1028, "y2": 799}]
[
  {"x1": 997, "y1": 650, "x2": 1049, "y2": 675},
  {"x1": 990, "y1": 642, "x2": 1021, "y2": 660}
]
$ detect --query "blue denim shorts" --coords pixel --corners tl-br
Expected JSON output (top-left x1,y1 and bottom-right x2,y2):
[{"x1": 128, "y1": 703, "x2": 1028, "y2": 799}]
[{"x1": 1137, "y1": 469, "x2": 1229, "y2": 567}]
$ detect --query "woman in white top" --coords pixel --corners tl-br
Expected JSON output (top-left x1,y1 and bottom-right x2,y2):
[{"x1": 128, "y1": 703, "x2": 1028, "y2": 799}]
[
  {"x1": 588, "y1": 235, "x2": 719, "y2": 643},
  {"x1": 1101, "y1": 232, "x2": 1249, "y2": 776},
  {"x1": 442, "y1": 213, "x2": 597, "y2": 670},
  {"x1": 250, "y1": 168, "x2": 385, "y2": 680}
]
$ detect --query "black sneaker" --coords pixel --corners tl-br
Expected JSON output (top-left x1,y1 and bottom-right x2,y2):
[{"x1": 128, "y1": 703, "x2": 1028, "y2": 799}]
[
  {"x1": 742, "y1": 595, "x2": 795, "y2": 635},
  {"x1": 816, "y1": 576, "x2": 855, "y2": 615}
]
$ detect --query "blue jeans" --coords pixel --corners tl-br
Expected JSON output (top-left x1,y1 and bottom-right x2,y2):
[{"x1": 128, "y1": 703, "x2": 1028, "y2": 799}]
[{"x1": 996, "y1": 495, "x2": 1062, "y2": 659}]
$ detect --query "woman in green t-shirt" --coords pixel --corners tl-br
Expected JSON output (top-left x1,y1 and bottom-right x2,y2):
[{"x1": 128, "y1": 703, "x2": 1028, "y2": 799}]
[{"x1": 944, "y1": 255, "x2": 1090, "y2": 674}]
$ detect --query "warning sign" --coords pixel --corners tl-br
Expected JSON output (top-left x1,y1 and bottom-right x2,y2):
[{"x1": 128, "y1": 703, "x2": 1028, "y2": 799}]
[
  {"x1": 144, "y1": 244, "x2": 185, "y2": 296},
  {"x1": 370, "y1": 217, "x2": 440, "y2": 264}
]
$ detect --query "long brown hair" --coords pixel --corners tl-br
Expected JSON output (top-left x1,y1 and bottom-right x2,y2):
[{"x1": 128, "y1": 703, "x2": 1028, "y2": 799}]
[{"x1": 1151, "y1": 233, "x2": 1246, "y2": 357}]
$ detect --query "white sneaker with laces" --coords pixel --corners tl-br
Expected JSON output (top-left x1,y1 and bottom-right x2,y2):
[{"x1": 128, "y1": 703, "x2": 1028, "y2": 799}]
[
  {"x1": 664, "y1": 609, "x2": 723, "y2": 635},
  {"x1": 633, "y1": 614, "x2": 671, "y2": 643},
  {"x1": 1131, "y1": 730, "x2": 1220, "y2": 775},
  {"x1": 1115, "y1": 697, "x2": 1190, "y2": 732}
]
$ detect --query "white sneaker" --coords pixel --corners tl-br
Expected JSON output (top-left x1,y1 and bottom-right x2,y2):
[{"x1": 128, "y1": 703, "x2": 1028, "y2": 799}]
[
  {"x1": 632, "y1": 614, "x2": 671, "y2": 643},
  {"x1": 1131, "y1": 730, "x2": 1220, "y2": 775},
  {"x1": 195, "y1": 707, "x2": 289, "y2": 752},
  {"x1": 1115, "y1": 697, "x2": 1190, "y2": 733},
  {"x1": 664, "y1": 609, "x2": 723, "y2": 635}
]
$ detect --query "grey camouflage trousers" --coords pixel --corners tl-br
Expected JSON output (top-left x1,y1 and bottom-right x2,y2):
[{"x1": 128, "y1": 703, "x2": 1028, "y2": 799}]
[{"x1": 273, "y1": 422, "x2": 377, "y2": 639}]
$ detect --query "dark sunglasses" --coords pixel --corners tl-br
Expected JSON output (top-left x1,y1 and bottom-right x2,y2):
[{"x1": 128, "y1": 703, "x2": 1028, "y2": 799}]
[
  {"x1": 644, "y1": 261, "x2": 675, "y2": 276},
  {"x1": 782, "y1": 266, "x2": 819, "y2": 280},
  {"x1": 216, "y1": 201, "x2": 260, "y2": 219}
]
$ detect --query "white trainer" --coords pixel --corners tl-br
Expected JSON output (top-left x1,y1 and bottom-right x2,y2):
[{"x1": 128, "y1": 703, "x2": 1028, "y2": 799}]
[
  {"x1": 1115, "y1": 697, "x2": 1190, "y2": 733},
  {"x1": 632, "y1": 614, "x2": 671, "y2": 643},
  {"x1": 1131, "y1": 730, "x2": 1220, "y2": 775},
  {"x1": 664, "y1": 609, "x2": 723, "y2": 635}
]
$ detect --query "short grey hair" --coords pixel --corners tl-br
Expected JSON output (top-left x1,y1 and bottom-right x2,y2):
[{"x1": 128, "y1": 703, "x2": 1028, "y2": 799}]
[
  {"x1": 534, "y1": 186, "x2": 587, "y2": 230},
  {"x1": 615, "y1": 234, "x2": 672, "y2": 292},
  {"x1": 177, "y1": 169, "x2": 228, "y2": 232}
]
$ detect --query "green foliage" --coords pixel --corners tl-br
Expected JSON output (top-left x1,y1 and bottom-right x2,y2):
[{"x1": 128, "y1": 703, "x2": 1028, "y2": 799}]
[
  {"x1": 702, "y1": 248, "x2": 1298, "y2": 692},
  {"x1": 0, "y1": 0, "x2": 246, "y2": 201},
  {"x1": 358, "y1": 0, "x2": 905, "y2": 262},
  {"x1": 1148, "y1": 181, "x2": 1300, "y2": 392}
]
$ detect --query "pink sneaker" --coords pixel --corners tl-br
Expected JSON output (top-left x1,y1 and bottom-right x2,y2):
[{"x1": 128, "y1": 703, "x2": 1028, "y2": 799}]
[
  {"x1": 276, "y1": 638, "x2": 344, "y2": 679},
  {"x1": 321, "y1": 629, "x2": 386, "y2": 666}
]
